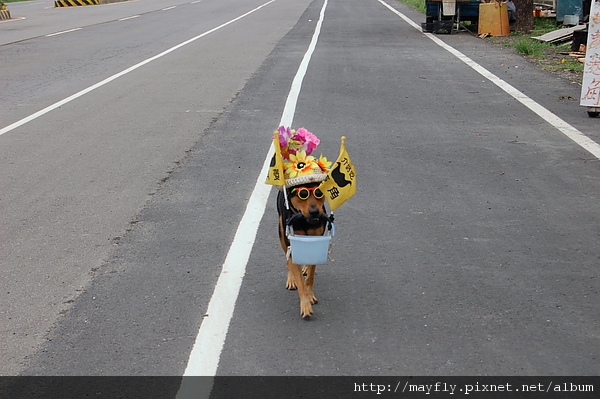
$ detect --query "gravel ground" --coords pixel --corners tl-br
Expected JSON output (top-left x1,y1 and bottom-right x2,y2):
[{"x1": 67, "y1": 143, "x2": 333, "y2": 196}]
[{"x1": 486, "y1": 34, "x2": 585, "y2": 85}]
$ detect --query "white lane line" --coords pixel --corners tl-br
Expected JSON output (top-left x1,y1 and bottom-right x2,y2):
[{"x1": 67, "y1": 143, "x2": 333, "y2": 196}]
[
  {"x1": 162, "y1": 6, "x2": 176, "y2": 11},
  {"x1": 176, "y1": 0, "x2": 329, "y2": 395},
  {"x1": 378, "y1": 0, "x2": 600, "y2": 160},
  {"x1": 45, "y1": 28, "x2": 82, "y2": 37},
  {"x1": 0, "y1": 0, "x2": 278, "y2": 137},
  {"x1": 119, "y1": 15, "x2": 140, "y2": 21}
]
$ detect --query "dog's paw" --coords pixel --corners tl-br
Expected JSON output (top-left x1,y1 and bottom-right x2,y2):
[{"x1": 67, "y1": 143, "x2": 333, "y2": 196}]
[
  {"x1": 286, "y1": 279, "x2": 298, "y2": 290},
  {"x1": 306, "y1": 288, "x2": 318, "y2": 304},
  {"x1": 301, "y1": 265, "x2": 309, "y2": 276},
  {"x1": 300, "y1": 300, "x2": 313, "y2": 318}
]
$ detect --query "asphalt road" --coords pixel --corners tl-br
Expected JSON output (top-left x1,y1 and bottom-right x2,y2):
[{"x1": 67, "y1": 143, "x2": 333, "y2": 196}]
[{"x1": 1, "y1": 0, "x2": 598, "y2": 390}]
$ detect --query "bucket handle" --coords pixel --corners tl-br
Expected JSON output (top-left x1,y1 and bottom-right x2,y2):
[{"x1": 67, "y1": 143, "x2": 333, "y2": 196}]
[{"x1": 286, "y1": 221, "x2": 335, "y2": 237}]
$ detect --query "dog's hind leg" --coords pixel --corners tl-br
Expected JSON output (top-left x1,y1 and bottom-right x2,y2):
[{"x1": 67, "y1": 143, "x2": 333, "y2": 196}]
[{"x1": 287, "y1": 258, "x2": 313, "y2": 318}]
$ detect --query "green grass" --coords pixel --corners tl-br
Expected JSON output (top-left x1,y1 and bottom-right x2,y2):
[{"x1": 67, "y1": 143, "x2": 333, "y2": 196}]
[
  {"x1": 400, "y1": 0, "x2": 425, "y2": 13},
  {"x1": 511, "y1": 37, "x2": 552, "y2": 58},
  {"x1": 529, "y1": 16, "x2": 560, "y2": 34},
  {"x1": 546, "y1": 57, "x2": 585, "y2": 73},
  {"x1": 501, "y1": 20, "x2": 583, "y2": 72},
  {"x1": 507, "y1": 17, "x2": 560, "y2": 56}
]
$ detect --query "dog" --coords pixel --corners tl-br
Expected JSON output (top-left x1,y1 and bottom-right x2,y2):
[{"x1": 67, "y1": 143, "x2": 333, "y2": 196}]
[{"x1": 277, "y1": 182, "x2": 332, "y2": 318}]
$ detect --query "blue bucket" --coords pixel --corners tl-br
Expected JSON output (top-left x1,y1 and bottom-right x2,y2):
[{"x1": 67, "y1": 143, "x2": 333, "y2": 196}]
[{"x1": 288, "y1": 223, "x2": 335, "y2": 265}]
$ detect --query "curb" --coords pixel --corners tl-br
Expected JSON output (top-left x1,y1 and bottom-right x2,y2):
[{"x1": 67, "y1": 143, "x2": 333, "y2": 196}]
[
  {"x1": 54, "y1": 0, "x2": 98, "y2": 6},
  {"x1": 53, "y1": 0, "x2": 126, "y2": 6},
  {"x1": 0, "y1": 9, "x2": 11, "y2": 20}
]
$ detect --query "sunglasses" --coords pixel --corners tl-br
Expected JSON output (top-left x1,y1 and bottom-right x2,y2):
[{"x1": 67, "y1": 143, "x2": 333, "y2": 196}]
[{"x1": 291, "y1": 186, "x2": 324, "y2": 200}]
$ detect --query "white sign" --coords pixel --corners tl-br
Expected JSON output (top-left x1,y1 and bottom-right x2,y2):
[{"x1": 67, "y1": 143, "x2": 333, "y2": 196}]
[{"x1": 581, "y1": 0, "x2": 600, "y2": 106}]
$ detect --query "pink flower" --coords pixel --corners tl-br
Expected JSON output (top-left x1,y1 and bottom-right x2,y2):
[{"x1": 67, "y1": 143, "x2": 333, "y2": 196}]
[
  {"x1": 274, "y1": 126, "x2": 295, "y2": 159},
  {"x1": 274, "y1": 126, "x2": 292, "y2": 149},
  {"x1": 273, "y1": 126, "x2": 321, "y2": 160},
  {"x1": 294, "y1": 127, "x2": 320, "y2": 156}
]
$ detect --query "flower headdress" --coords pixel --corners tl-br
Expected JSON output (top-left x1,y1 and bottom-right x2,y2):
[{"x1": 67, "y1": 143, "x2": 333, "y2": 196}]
[{"x1": 273, "y1": 126, "x2": 331, "y2": 188}]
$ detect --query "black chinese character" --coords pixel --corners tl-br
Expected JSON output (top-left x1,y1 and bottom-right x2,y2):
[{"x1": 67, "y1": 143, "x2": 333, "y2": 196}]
[{"x1": 328, "y1": 187, "x2": 340, "y2": 199}]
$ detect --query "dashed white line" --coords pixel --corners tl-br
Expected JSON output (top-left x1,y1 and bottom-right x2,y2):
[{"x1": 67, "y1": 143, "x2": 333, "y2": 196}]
[
  {"x1": 119, "y1": 15, "x2": 140, "y2": 21},
  {"x1": 0, "y1": 0, "x2": 277, "y2": 137},
  {"x1": 162, "y1": 6, "x2": 176, "y2": 11},
  {"x1": 45, "y1": 28, "x2": 82, "y2": 37}
]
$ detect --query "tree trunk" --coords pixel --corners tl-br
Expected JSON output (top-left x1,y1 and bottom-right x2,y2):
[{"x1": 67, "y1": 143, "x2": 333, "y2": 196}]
[{"x1": 514, "y1": 0, "x2": 534, "y2": 33}]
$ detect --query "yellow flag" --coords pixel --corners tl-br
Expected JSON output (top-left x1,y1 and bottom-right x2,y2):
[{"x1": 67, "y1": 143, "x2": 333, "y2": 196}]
[
  {"x1": 265, "y1": 132, "x2": 285, "y2": 186},
  {"x1": 319, "y1": 137, "x2": 356, "y2": 211}
]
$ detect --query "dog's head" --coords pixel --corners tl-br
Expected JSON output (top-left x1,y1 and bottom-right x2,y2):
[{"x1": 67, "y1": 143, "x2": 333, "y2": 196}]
[{"x1": 287, "y1": 182, "x2": 327, "y2": 224}]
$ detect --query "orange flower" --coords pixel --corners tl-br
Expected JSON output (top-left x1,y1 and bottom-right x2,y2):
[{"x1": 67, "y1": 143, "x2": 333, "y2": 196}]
[{"x1": 316, "y1": 154, "x2": 332, "y2": 172}]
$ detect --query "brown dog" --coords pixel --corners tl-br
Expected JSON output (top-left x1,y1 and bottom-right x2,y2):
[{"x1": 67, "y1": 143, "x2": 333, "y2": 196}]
[{"x1": 277, "y1": 182, "x2": 331, "y2": 318}]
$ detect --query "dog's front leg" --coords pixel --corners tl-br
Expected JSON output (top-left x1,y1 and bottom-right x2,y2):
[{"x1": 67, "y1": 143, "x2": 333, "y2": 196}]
[
  {"x1": 303, "y1": 265, "x2": 318, "y2": 305},
  {"x1": 285, "y1": 265, "x2": 298, "y2": 290},
  {"x1": 287, "y1": 258, "x2": 313, "y2": 318}
]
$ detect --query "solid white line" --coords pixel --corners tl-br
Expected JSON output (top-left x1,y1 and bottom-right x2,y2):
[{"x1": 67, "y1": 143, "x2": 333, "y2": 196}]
[
  {"x1": 378, "y1": 0, "x2": 600, "y2": 159},
  {"x1": 119, "y1": 15, "x2": 140, "y2": 21},
  {"x1": 0, "y1": 0, "x2": 278, "y2": 137},
  {"x1": 45, "y1": 28, "x2": 82, "y2": 37},
  {"x1": 279, "y1": 0, "x2": 328, "y2": 126},
  {"x1": 176, "y1": 0, "x2": 329, "y2": 394}
]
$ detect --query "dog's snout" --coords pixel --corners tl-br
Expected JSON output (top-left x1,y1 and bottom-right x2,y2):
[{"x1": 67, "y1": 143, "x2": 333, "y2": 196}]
[{"x1": 309, "y1": 208, "x2": 321, "y2": 218}]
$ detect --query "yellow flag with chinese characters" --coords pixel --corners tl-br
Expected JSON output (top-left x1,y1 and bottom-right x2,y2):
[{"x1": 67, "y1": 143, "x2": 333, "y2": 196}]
[
  {"x1": 319, "y1": 137, "x2": 356, "y2": 211},
  {"x1": 265, "y1": 132, "x2": 285, "y2": 186}
]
